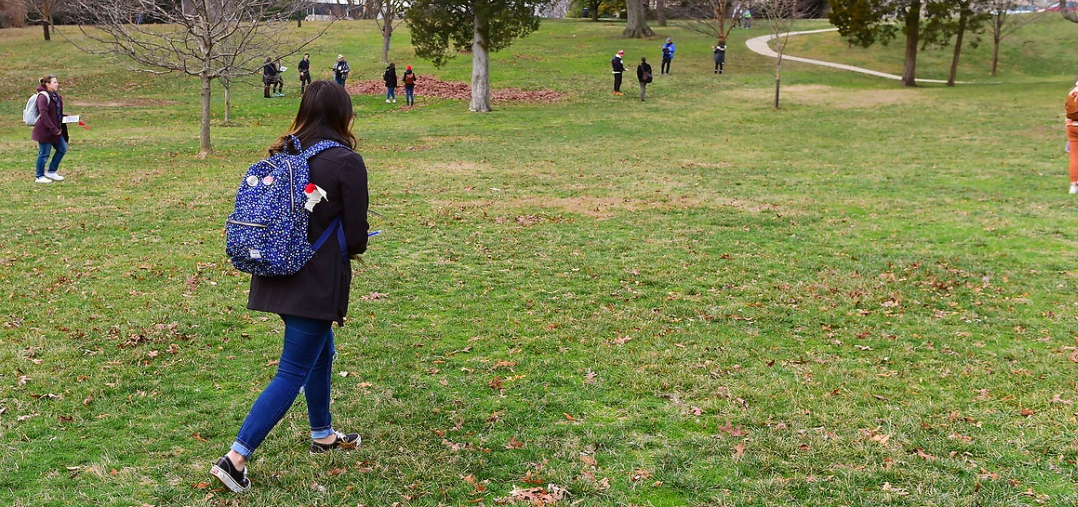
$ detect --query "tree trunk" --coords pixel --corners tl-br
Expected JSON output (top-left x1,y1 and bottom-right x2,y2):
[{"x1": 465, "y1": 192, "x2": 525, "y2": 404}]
[
  {"x1": 223, "y1": 82, "x2": 231, "y2": 123},
  {"x1": 656, "y1": 0, "x2": 666, "y2": 27},
  {"x1": 990, "y1": 32, "x2": 1001, "y2": 76},
  {"x1": 590, "y1": 0, "x2": 599, "y2": 21},
  {"x1": 947, "y1": 6, "x2": 967, "y2": 87},
  {"x1": 42, "y1": 20, "x2": 51, "y2": 41},
  {"x1": 382, "y1": 23, "x2": 392, "y2": 63},
  {"x1": 901, "y1": 0, "x2": 920, "y2": 87},
  {"x1": 298, "y1": 18, "x2": 302, "y2": 28},
  {"x1": 199, "y1": 74, "x2": 213, "y2": 158},
  {"x1": 622, "y1": 0, "x2": 654, "y2": 38},
  {"x1": 774, "y1": 55, "x2": 783, "y2": 109},
  {"x1": 470, "y1": 13, "x2": 491, "y2": 112}
]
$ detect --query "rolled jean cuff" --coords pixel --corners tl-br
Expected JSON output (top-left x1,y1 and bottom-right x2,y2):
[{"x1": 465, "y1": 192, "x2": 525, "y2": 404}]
[
  {"x1": 230, "y1": 440, "x2": 254, "y2": 458},
  {"x1": 311, "y1": 427, "x2": 335, "y2": 440}
]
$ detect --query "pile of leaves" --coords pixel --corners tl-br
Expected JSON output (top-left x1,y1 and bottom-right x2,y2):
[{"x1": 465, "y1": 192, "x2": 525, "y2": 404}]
[{"x1": 347, "y1": 77, "x2": 564, "y2": 103}]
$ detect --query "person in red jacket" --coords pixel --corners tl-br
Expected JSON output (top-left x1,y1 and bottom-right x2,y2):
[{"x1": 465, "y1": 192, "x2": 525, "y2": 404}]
[
  {"x1": 210, "y1": 81, "x2": 371, "y2": 493},
  {"x1": 31, "y1": 75, "x2": 67, "y2": 184}
]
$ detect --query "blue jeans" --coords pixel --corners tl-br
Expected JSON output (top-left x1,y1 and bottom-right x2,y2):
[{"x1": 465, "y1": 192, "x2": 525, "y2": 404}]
[
  {"x1": 335, "y1": 77, "x2": 346, "y2": 87},
  {"x1": 386, "y1": 87, "x2": 396, "y2": 101},
  {"x1": 405, "y1": 85, "x2": 415, "y2": 105},
  {"x1": 231, "y1": 314, "x2": 337, "y2": 458},
  {"x1": 36, "y1": 138, "x2": 67, "y2": 178}
]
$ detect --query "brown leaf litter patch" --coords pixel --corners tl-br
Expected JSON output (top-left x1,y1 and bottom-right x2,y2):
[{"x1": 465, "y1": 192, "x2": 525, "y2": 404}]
[{"x1": 347, "y1": 76, "x2": 564, "y2": 103}]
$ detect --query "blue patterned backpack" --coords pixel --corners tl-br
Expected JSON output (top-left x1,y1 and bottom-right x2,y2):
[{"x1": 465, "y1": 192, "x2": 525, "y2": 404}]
[{"x1": 225, "y1": 136, "x2": 346, "y2": 276}]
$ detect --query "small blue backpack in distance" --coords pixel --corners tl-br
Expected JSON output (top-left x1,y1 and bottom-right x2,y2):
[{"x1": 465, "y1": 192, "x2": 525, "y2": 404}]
[{"x1": 225, "y1": 136, "x2": 347, "y2": 276}]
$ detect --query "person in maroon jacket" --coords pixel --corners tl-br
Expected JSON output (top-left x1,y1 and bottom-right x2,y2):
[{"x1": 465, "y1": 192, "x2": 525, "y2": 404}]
[
  {"x1": 31, "y1": 75, "x2": 67, "y2": 184},
  {"x1": 210, "y1": 80, "x2": 371, "y2": 494}
]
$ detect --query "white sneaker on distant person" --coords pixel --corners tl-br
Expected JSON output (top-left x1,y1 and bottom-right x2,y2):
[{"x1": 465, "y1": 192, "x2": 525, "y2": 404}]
[
  {"x1": 45, "y1": 172, "x2": 64, "y2": 181},
  {"x1": 35, "y1": 176, "x2": 53, "y2": 184},
  {"x1": 1070, "y1": 183, "x2": 1078, "y2": 195},
  {"x1": 386, "y1": 99, "x2": 391, "y2": 103}
]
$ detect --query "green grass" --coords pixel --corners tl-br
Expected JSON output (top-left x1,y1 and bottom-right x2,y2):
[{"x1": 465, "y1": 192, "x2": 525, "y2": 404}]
[{"x1": 2, "y1": 16, "x2": 1078, "y2": 507}]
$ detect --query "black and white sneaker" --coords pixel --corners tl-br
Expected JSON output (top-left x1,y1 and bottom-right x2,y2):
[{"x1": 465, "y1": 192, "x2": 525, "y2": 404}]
[
  {"x1": 310, "y1": 431, "x2": 361, "y2": 454},
  {"x1": 210, "y1": 455, "x2": 250, "y2": 493}
]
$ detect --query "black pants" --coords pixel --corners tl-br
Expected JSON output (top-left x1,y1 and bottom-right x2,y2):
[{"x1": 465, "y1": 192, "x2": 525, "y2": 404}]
[
  {"x1": 613, "y1": 73, "x2": 622, "y2": 92},
  {"x1": 300, "y1": 71, "x2": 311, "y2": 92},
  {"x1": 715, "y1": 61, "x2": 724, "y2": 73},
  {"x1": 661, "y1": 58, "x2": 671, "y2": 74}
]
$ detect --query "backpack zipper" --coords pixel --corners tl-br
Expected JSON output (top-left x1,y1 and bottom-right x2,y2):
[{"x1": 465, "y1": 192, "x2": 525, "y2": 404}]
[{"x1": 225, "y1": 219, "x2": 267, "y2": 228}]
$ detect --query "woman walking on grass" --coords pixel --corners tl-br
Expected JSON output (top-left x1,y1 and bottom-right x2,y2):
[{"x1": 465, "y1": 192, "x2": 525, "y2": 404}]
[
  {"x1": 210, "y1": 80, "x2": 371, "y2": 493},
  {"x1": 31, "y1": 74, "x2": 67, "y2": 184}
]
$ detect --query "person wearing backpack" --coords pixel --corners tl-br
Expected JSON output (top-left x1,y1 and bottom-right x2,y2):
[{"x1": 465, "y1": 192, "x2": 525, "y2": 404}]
[
  {"x1": 402, "y1": 65, "x2": 417, "y2": 106},
  {"x1": 1067, "y1": 80, "x2": 1078, "y2": 194},
  {"x1": 31, "y1": 75, "x2": 67, "y2": 184},
  {"x1": 383, "y1": 62, "x2": 398, "y2": 104},
  {"x1": 210, "y1": 80, "x2": 371, "y2": 493},
  {"x1": 636, "y1": 56, "x2": 653, "y2": 102}
]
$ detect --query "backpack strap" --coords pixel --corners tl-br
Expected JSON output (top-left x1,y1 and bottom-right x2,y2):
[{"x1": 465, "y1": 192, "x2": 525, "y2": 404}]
[
  {"x1": 311, "y1": 216, "x2": 348, "y2": 263},
  {"x1": 302, "y1": 140, "x2": 346, "y2": 160}
]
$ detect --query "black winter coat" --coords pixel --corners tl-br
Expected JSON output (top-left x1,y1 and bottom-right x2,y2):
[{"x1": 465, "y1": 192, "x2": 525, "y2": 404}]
[
  {"x1": 247, "y1": 145, "x2": 370, "y2": 325},
  {"x1": 637, "y1": 62, "x2": 653, "y2": 83},
  {"x1": 383, "y1": 67, "x2": 398, "y2": 88}
]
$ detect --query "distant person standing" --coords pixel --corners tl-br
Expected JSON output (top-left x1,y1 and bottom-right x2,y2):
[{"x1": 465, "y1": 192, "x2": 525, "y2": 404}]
[
  {"x1": 660, "y1": 38, "x2": 675, "y2": 75},
  {"x1": 298, "y1": 53, "x2": 311, "y2": 94},
  {"x1": 332, "y1": 55, "x2": 350, "y2": 87},
  {"x1": 262, "y1": 57, "x2": 281, "y2": 98},
  {"x1": 402, "y1": 65, "x2": 417, "y2": 106},
  {"x1": 611, "y1": 50, "x2": 625, "y2": 96},
  {"x1": 636, "y1": 57, "x2": 653, "y2": 102},
  {"x1": 383, "y1": 62, "x2": 398, "y2": 103},
  {"x1": 31, "y1": 74, "x2": 67, "y2": 184},
  {"x1": 1066, "y1": 80, "x2": 1078, "y2": 194},
  {"x1": 713, "y1": 43, "x2": 727, "y2": 74},
  {"x1": 743, "y1": 9, "x2": 752, "y2": 29}
]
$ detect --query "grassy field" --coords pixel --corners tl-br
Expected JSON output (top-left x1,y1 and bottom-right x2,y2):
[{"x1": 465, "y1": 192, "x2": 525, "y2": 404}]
[{"x1": 2, "y1": 14, "x2": 1078, "y2": 507}]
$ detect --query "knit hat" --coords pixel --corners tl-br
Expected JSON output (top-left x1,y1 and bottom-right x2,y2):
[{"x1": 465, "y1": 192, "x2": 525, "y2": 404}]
[
  {"x1": 666, "y1": 38, "x2": 672, "y2": 42},
  {"x1": 406, "y1": 65, "x2": 412, "y2": 70},
  {"x1": 337, "y1": 54, "x2": 344, "y2": 59},
  {"x1": 617, "y1": 50, "x2": 624, "y2": 56}
]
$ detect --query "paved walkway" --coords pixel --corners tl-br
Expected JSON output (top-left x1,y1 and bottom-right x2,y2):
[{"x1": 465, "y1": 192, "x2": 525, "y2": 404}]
[{"x1": 745, "y1": 28, "x2": 959, "y2": 84}]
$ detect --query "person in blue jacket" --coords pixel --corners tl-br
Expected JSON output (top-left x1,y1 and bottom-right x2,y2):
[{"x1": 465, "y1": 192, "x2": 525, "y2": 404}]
[{"x1": 661, "y1": 38, "x2": 675, "y2": 75}]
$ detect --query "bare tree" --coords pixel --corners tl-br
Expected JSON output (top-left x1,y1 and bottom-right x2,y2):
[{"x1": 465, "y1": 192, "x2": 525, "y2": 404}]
[
  {"x1": 683, "y1": 0, "x2": 747, "y2": 45},
  {"x1": 65, "y1": 0, "x2": 328, "y2": 158},
  {"x1": 656, "y1": 0, "x2": 666, "y2": 26},
  {"x1": 374, "y1": 0, "x2": 406, "y2": 63},
  {"x1": 24, "y1": 0, "x2": 63, "y2": 40},
  {"x1": 985, "y1": 0, "x2": 1039, "y2": 75},
  {"x1": 623, "y1": 0, "x2": 654, "y2": 37},
  {"x1": 761, "y1": 0, "x2": 803, "y2": 108}
]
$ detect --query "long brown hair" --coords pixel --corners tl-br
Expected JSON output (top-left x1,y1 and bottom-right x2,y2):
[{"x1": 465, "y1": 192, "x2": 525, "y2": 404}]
[{"x1": 268, "y1": 80, "x2": 357, "y2": 156}]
